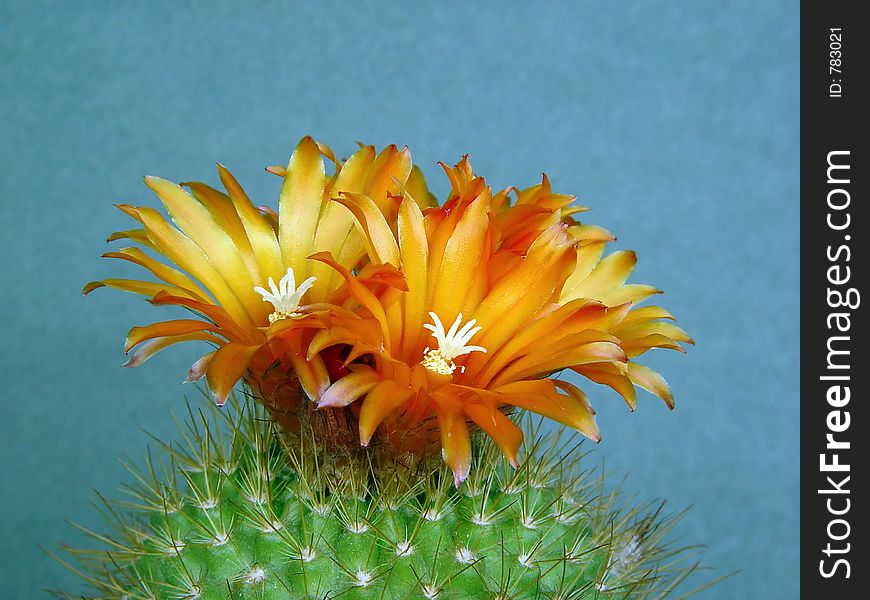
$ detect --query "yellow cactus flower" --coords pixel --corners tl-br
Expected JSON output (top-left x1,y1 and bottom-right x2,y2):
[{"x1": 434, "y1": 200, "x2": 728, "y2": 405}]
[
  {"x1": 85, "y1": 137, "x2": 431, "y2": 410},
  {"x1": 312, "y1": 156, "x2": 692, "y2": 484}
]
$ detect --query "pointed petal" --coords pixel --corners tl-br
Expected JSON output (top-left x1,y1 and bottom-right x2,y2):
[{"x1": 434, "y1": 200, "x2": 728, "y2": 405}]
[
  {"x1": 185, "y1": 351, "x2": 215, "y2": 383},
  {"x1": 205, "y1": 343, "x2": 262, "y2": 405},
  {"x1": 464, "y1": 402, "x2": 523, "y2": 467},
  {"x1": 430, "y1": 192, "x2": 490, "y2": 324},
  {"x1": 567, "y1": 250, "x2": 636, "y2": 299},
  {"x1": 106, "y1": 228, "x2": 156, "y2": 249},
  {"x1": 150, "y1": 291, "x2": 259, "y2": 345},
  {"x1": 217, "y1": 164, "x2": 285, "y2": 285},
  {"x1": 130, "y1": 205, "x2": 257, "y2": 330},
  {"x1": 365, "y1": 145, "x2": 412, "y2": 206},
  {"x1": 318, "y1": 367, "x2": 381, "y2": 408},
  {"x1": 184, "y1": 180, "x2": 262, "y2": 284},
  {"x1": 628, "y1": 362, "x2": 674, "y2": 409},
  {"x1": 493, "y1": 380, "x2": 600, "y2": 442},
  {"x1": 123, "y1": 332, "x2": 223, "y2": 368},
  {"x1": 308, "y1": 251, "x2": 391, "y2": 347},
  {"x1": 595, "y1": 284, "x2": 661, "y2": 307},
  {"x1": 288, "y1": 352, "x2": 330, "y2": 403},
  {"x1": 144, "y1": 176, "x2": 261, "y2": 319},
  {"x1": 357, "y1": 379, "x2": 413, "y2": 446},
  {"x1": 279, "y1": 136, "x2": 326, "y2": 279},
  {"x1": 433, "y1": 393, "x2": 472, "y2": 486},
  {"x1": 398, "y1": 198, "x2": 429, "y2": 361},
  {"x1": 125, "y1": 320, "x2": 219, "y2": 353},
  {"x1": 621, "y1": 334, "x2": 686, "y2": 358},
  {"x1": 83, "y1": 279, "x2": 198, "y2": 300},
  {"x1": 335, "y1": 192, "x2": 400, "y2": 266},
  {"x1": 101, "y1": 247, "x2": 209, "y2": 301},
  {"x1": 406, "y1": 165, "x2": 437, "y2": 208},
  {"x1": 574, "y1": 363, "x2": 637, "y2": 410},
  {"x1": 311, "y1": 145, "x2": 376, "y2": 295}
]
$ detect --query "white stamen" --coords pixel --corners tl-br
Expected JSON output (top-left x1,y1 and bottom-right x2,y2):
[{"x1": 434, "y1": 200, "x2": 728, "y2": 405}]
[
  {"x1": 421, "y1": 312, "x2": 486, "y2": 375},
  {"x1": 254, "y1": 267, "x2": 316, "y2": 324}
]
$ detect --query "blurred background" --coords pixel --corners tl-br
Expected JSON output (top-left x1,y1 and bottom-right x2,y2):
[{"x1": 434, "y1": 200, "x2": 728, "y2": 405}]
[{"x1": 1, "y1": 1, "x2": 798, "y2": 597}]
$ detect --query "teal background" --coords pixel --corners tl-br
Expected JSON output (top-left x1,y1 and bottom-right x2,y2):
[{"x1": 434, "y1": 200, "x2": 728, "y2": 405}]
[{"x1": 1, "y1": 1, "x2": 798, "y2": 598}]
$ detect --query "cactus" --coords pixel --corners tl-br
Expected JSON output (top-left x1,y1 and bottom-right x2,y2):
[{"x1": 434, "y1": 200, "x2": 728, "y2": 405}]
[
  {"x1": 58, "y1": 392, "x2": 701, "y2": 599},
  {"x1": 63, "y1": 138, "x2": 710, "y2": 598}
]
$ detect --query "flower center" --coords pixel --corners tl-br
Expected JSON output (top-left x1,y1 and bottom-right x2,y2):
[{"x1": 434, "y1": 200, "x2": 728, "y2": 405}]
[
  {"x1": 421, "y1": 312, "x2": 486, "y2": 375},
  {"x1": 253, "y1": 267, "x2": 316, "y2": 324},
  {"x1": 421, "y1": 348, "x2": 457, "y2": 376}
]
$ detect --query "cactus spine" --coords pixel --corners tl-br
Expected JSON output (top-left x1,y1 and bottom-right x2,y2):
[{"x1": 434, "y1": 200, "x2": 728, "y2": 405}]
[{"x1": 58, "y1": 391, "x2": 701, "y2": 599}]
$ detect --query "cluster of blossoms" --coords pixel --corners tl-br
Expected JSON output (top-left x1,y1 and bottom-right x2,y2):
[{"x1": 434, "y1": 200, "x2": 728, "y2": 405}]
[{"x1": 86, "y1": 137, "x2": 691, "y2": 485}]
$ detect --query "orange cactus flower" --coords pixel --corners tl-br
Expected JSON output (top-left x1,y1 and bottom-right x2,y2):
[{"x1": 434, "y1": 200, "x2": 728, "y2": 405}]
[
  {"x1": 85, "y1": 137, "x2": 431, "y2": 409},
  {"x1": 311, "y1": 157, "x2": 692, "y2": 484}
]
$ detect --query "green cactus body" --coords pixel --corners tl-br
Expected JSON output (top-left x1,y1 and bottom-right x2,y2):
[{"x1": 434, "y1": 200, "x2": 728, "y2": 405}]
[{"x1": 60, "y1": 393, "x2": 698, "y2": 599}]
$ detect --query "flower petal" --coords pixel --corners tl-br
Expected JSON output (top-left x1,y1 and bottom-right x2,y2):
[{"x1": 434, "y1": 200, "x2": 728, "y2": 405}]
[
  {"x1": 432, "y1": 392, "x2": 472, "y2": 486},
  {"x1": 430, "y1": 191, "x2": 490, "y2": 326},
  {"x1": 565, "y1": 250, "x2": 636, "y2": 299},
  {"x1": 628, "y1": 362, "x2": 674, "y2": 409},
  {"x1": 185, "y1": 351, "x2": 215, "y2": 383},
  {"x1": 206, "y1": 343, "x2": 262, "y2": 406},
  {"x1": 308, "y1": 251, "x2": 391, "y2": 348},
  {"x1": 288, "y1": 352, "x2": 330, "y2": 403},
  {"x1": 335, "y1": 192, "x2": 400, "y2": 266},
  {"x1": 145, "y1": 176, "x2": 263, "y2": 321},
  {"x1": 125, "y1": 205, "x2": 257, "y2": 330},
  {"x1": 217, "y1": 164, "x2": 285, "y2": 285},
  {"x1": 574, "y1": 363, "x2": 637, "y2": 410},
  {"x1": 184, "y1": 179, "x2": 262, "y2": 284},
  {"x1": 494, "y1": 380, "x2": 600, "y2": 442},
  {"x1": 123, "y1": 332, "x2": 223, "y2": 368},
  {"x1": 397, "y1": 195, "x2": 429, "y2": 361},
  {"x1": 311, "y1": 145, "x2": 376, "y2": 295},
  {"x1": 405, "y1": 165, "x2": 437, "y2": 208},
  {"x1": 83, "y1": 279, "x2": 199, "y2": 300},
  {"x1": 151, "y1": 291, "x2": 259, "y2": 345},
  {"x1": 101, "y1": 247, "x2": 209, "y2": 301},
  {"x1": 279, "y1": 136, "x2": 326, "y2": 280},
  {"x1": 357, "y1": 379, "x2": 413, "y2": 446},
  {"x1": 365, "y1": 145, "x2": 412, "y2": 209},
  {"x1": 125, "y1": 320, "x2": 220, "y2": 353},
  {"x1": 318, "y1": 367, "x2": 381, "y2": 408},
  {"x1": 463, "y1": 402, "x2": 523, "y2": 467}
]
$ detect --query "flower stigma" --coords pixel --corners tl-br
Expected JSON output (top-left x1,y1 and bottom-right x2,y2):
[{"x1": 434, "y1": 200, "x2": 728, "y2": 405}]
[
  {"x1": 421, "y1": 312, "x2": 486, "y2": 375},
  {"x1": 253, "y1": 267, "x2": 316, "y2": 325}
]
